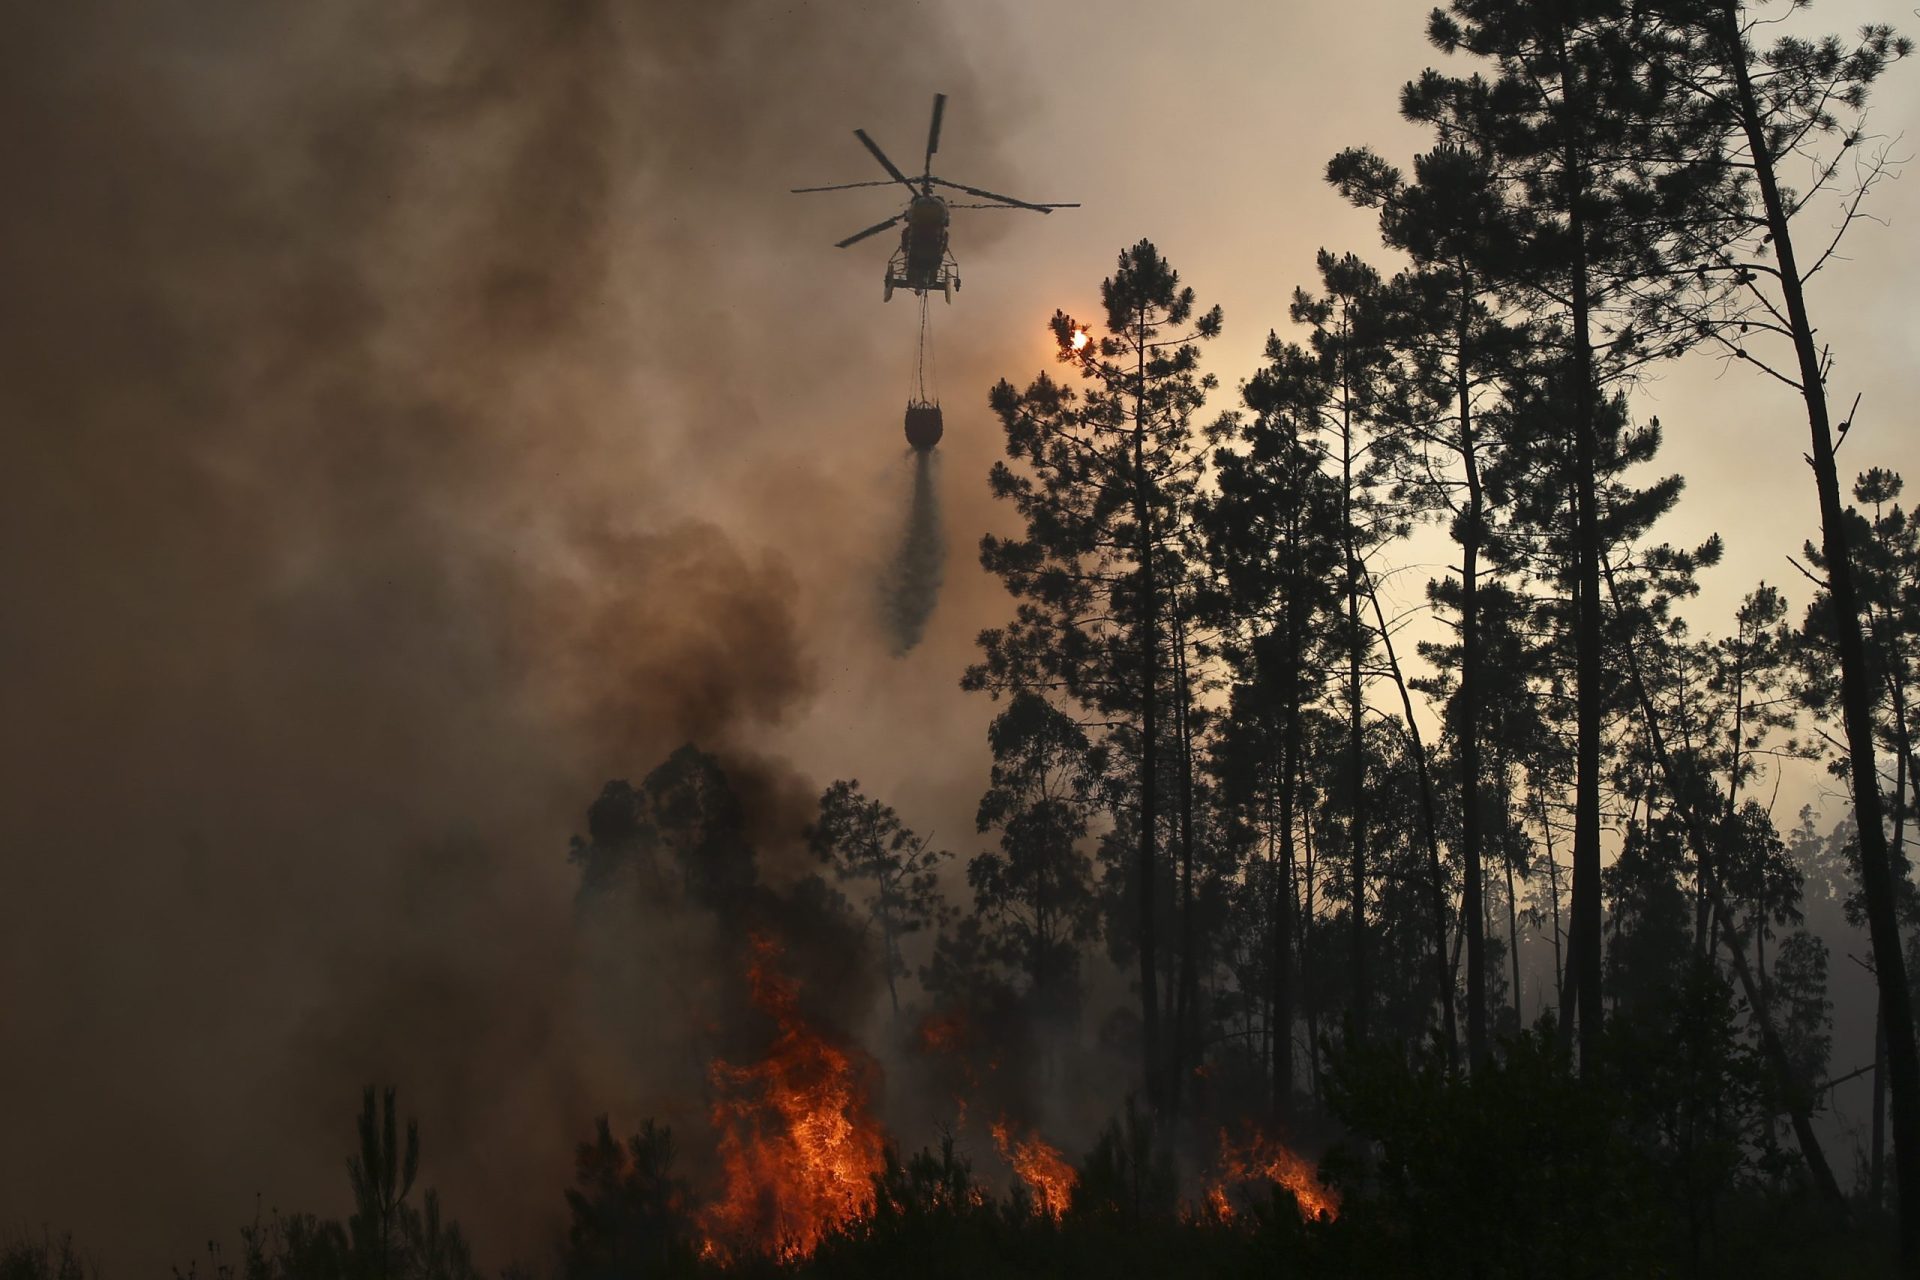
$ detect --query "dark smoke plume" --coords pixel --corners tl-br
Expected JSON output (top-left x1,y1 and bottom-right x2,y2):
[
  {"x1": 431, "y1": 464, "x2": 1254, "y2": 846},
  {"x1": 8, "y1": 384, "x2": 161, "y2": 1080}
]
[
  {"x1": 879, "y1": 450, "x2": 947, "y2": 654},
  {"x1": 0, "y1": 1, "x2": 1016, "y2": 1268}
]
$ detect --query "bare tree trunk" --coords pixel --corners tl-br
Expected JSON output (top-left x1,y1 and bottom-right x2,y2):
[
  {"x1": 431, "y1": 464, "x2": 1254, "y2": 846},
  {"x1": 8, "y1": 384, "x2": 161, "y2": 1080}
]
[
  {"x1": 1456, "y1": 280, "x2": 1490, "y2": 1066},
  {"x1": 1715, "y1": 2, "x2": 1916, "y2": 1252},
  {"x1": 882, "y1": 912, "x2": 900, "y2": 1016},
  {"x1": 1607, "y1": 556, "x2": 1848, "y2": 1212},
  {"x1": 1875, "y1": 674, "x2": 1907, "y2": 1213},
  {"x1": 1540, "y1": 792, "x2": 1565, "y2": 1013},
  {"x1": 1340, "y1": 379, "x2": 1370, "y2": 1043},
  {"x1": 1131, "y1": 324, "x2": 1164, "y2": 1114},
  {"x1": 1269, "y1": 767, "x2": 1293, "y2": 1123},
  {"x1": 1171, "y1": 610, "x2": 1199, "y2": 1115},
  {"x1": 1303, "y1": 806, "x2": 1323, "y2": 1100},
  {"x1": 1505, "y1": 847, "x2": 1523, "y2": 1032},
  {"x1": 1260, "y1": 805, "x2": 1273, "y2": 1104},
  {"x1": 1274, "y1": 505, "x2": 1310, "y2": 1117},
  {"x1": 1876, "y1": 1005, "x2": 1890, "y2": 1207},
  {"x1": 1273, "y1": 824, "x2": 1296, "y2": 1118},
  {"x1": 1565, "y1": 173, "x2": 1605, "y2": 1076},
  {"x1": 1363, "y1": 567, "x2": 1459, "y2": 1065}
]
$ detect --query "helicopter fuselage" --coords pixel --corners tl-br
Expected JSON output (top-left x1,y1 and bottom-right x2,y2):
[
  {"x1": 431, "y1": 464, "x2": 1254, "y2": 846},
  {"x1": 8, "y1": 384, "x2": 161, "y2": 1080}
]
[
  {"x1": 794, "y1": 94, "x2": 1073, "y2": 305},
  {"x1": 887, "y1": 194, "x2": 956, "y2": 301}
]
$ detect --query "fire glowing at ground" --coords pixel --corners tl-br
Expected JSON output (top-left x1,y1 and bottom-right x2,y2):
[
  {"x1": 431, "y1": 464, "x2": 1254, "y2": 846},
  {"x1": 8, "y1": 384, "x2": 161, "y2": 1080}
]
[
  {"x1": 914, "y1": 1007, "x2": 984, "y2": 1099},
  {"x1": 1206, "y1": 1130, "x2": 1340, "y2": 1222},
  {"x1": 915, "y1": 1008, "x2": 969, "y2": 1058},
  {"x1": 992, "y1": 1119, "x2": 1078, "y2": 1221},
  {"x1": 699, "y1": 936, "x2": 887, "y2": 1260}
]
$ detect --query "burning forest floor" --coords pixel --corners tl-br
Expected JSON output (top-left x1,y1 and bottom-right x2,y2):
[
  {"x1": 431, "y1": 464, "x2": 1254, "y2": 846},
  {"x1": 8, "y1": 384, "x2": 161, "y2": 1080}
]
[
  {"x1": 48, "y1": 927, "x2": 1892, "y2": 1280},
  {"x1": 679, "y1": 932, "x2": 1340, "y2": 1269},
  {"x1": 12, "y1": 747, "x2": 1900, "y2": 1279}
]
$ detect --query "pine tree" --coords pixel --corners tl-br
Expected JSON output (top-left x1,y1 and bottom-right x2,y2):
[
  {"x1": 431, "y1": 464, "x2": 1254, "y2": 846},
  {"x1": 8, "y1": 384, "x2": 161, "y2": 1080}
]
[
  {"x1": 1329, "y1": 141, "x2": 1530, "y2": 1065},
  {"x1": 1286, "y1": 251, "x2": 1401, "y2": 1042},
  {"x1": 1195, "y1": 331, "x2": 1343, "y2": 1116},
  {"x1": 1407, "y1": 0, "x2": 1734, "y2": 1069},
  {"x1": 969, "y1": 240, "x2": 1223, "y2": 1112},
  {"x1": 807, "y1": 780, "x2": 951, "y2": 1016},
  {"x1": 562, "y1": 1118, "x2": 696, "y2": 1279},
  {"x1": 1656, "y1": 0, "x2": 1916, "y2": 1248},
  {"x1": 969, "y1": 692, "x2": 1103, "y2": 1017},
  {"x1": 347, "y1": 1087, "x2": 419, "y2": 1280},
  {"x1": 1605, "y1": 539, "x2": 1849, "y2": 1204}
]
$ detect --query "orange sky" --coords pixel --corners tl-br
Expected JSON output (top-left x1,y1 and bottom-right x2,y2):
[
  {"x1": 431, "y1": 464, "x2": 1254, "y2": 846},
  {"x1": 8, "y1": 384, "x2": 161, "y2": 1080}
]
[{"x1": 774, "y1": 0, "x2": 1920, "y2": 839}]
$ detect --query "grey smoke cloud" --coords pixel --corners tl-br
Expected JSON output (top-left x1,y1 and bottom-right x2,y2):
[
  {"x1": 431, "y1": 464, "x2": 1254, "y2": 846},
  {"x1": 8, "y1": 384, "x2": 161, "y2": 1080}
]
[{"x1": 0, "y1": 1, "x2": 1018, "y2": 1268}]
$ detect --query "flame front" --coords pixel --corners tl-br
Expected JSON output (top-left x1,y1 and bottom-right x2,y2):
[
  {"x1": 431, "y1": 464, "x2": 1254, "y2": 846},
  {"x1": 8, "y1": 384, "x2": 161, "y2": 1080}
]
[
  {"x1": 1206, "y1": 1130, "x2": 1339, "y2": 1222},
  {"x1": 991, "y1": 1119, "x2": 1077, "y2": 1221},
  {"x1": 699, "y1": 936, "x2": 887, "y2": 1260}
]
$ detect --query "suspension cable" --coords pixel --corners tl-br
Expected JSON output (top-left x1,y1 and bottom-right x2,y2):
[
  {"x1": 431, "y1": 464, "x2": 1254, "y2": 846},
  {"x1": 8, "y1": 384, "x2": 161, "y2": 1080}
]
[{"x1": 912, "y1": 289, "x2": 937, "y2": 405}]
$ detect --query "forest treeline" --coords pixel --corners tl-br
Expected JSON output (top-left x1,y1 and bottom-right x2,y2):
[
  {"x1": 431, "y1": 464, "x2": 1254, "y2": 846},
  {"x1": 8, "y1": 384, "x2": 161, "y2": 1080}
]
[
  {"x1": 832, "y1": 0, "x2": 1918, "y2": 1266},
  {"x1": 11, "y1": 0, "x2": 1917, "y2": 1275},
  {"x1": 924, "y1": 0, "x2": 1914, "y2": 1256}
]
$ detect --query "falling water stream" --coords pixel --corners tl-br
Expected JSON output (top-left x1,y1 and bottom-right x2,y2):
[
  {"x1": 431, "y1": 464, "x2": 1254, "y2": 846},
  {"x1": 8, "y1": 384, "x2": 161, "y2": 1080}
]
[{"x1": 878, "y1": 448, "x2": 944, "y2": 654}]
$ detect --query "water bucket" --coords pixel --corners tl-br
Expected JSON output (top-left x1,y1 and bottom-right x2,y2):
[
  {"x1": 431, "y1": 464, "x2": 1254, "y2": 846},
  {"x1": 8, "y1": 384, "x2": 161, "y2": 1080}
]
[{"x1": 904, "y1": 401, "x2": 943, "y2": 452}]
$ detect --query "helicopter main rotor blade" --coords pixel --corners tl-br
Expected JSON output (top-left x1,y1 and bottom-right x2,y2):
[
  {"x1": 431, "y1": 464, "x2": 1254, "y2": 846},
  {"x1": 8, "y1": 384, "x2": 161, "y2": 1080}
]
[
  {"x1": 791, "y1": 178, "x2": 902, "y2": 194},
  {"x1": 946, "y1": 201, "x2": 1083, "y2": 210},
  {"x1": 853, "y1": 129, "x2": 915, "y2": 190},
  {"x1": 929, "y1": 177, "x2": 1078, "y2": 213},
  {"x1": 835, "y1": 215, "x2": 903, "y2": 248},
  {"x1": 922, "y1": 93, "x2": 946, "y2": 180}
]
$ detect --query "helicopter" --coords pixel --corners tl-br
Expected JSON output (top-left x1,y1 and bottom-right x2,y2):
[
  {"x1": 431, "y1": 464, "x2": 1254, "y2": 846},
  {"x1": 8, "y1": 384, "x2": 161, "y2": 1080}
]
[{"x1": 792, "y1": 94, "x2": 1078, "y2": 302}]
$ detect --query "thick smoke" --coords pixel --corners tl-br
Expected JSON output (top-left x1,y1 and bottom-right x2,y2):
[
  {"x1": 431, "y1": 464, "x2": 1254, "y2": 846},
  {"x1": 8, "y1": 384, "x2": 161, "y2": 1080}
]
[
  {"x1": 0, "y1": 1, "x2": 1016, "y2": 1268},
  {"x1": 878, "y1": 450, "x2": 947, "y2": 654}
]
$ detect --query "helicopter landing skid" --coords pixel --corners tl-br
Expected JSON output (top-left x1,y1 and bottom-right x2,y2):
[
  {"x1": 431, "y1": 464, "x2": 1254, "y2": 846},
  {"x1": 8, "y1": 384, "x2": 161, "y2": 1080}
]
[{"x1": 883, "y1": 253, "x2": 959, "y2": 304}]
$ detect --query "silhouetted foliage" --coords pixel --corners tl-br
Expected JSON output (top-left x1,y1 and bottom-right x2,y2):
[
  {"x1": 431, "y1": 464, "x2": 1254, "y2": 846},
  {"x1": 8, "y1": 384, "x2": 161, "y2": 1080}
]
[
  {"x1": 562, "y1": 1118, "x2": 698, "y2": 1280},
  {"x1": 570, "y1": 747, "x2": 760, "y2": 913},
  {"x1": 1326, "y1": 1028, "x2": 1661, "y2": 1276},
  {"x1": 1, "y1": 1235, "x2": 93, "y2": 1280},
  {"x1": 175, "y1": 1088, "x2": 477, "y2": 1280},
  {"x1": 968, "y1": 693, "x2": 1102, "y2": 1017},
  {"x1": 807, "y1": 781, "x2": 951, "y2": 1015}
]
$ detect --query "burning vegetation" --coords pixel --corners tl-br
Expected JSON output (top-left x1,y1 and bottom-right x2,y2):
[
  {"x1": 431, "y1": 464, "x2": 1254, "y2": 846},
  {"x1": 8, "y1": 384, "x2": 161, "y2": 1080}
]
[
  {"x1": 567, "y1": 748, "x2": 1351, "y2": 1269},
  {"x1": 1204, "y1": 1130, "x2": 1341, "y2": 1223},
  {"x1": 990, "y1": 1120, "x2": 1079, "y2": 1220},
  {"x1": 698, "y1": 936, "x2": 888, "y2": 1261}
]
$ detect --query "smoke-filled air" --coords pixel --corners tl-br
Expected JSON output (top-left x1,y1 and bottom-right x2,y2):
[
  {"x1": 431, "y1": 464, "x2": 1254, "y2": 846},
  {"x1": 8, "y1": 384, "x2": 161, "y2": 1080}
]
[{"x1": 6, "y1": 0, "x2": 1920, "y2": 1277}]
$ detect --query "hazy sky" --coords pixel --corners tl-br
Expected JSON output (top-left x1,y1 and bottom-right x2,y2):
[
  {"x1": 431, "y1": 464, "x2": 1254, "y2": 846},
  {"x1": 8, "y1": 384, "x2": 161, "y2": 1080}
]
[
  {"x1": 2, "y1": 0, "x2": 1914, "y2": 1269},
  {"x1": 769, "y1": 0, "x2": 1919, "y2": 881}
]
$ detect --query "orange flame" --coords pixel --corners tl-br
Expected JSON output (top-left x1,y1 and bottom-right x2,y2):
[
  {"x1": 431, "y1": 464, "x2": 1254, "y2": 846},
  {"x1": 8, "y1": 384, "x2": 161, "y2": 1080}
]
[
  {"x1": 1205, "y1": 1130, "x2": 1339, "y2": 1222},
  {"x1": 698, "y1": 936, "x2": 887, "y2": 1260},
  {"x1": 991, "y1": 1118, "x2": 1077, "y2": 1221},
  {"x1": 915, "y1": 1008, "x2": 970, "y2": 1057},
  {"x1": 914, "y1": 1007, "x2": 983, "y2": 1102}
]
